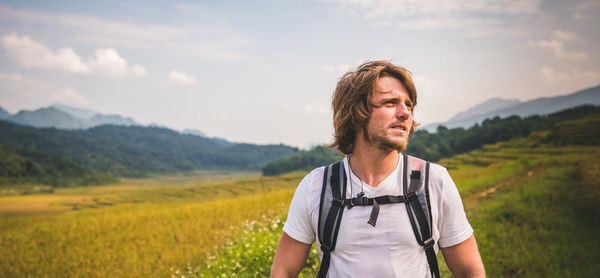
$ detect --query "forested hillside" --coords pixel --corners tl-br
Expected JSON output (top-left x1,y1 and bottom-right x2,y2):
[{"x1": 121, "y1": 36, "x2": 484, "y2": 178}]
[
  {"x1": 406, "y1": 105, "x2": 600, "y2": 161},
  {"x1": 262, "y1": 146, "x2": 341, "y2": 176},
  {"x1": 0, "y1": 121, "x2": 296, "y2": 186},
  {"x1": 263, "y1": 105, "x2": 600, "y2": 175}
]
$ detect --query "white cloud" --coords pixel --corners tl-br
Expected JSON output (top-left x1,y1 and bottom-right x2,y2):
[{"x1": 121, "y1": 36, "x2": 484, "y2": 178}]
[
  {"x1": 282, "y1": 102, "x2": 330, "y2": 116},
  {"x1": 1, "y1": 33, "x2": 146, "y2": 78},
  {"x1": 87, "y1": 48, "x2": 146, "y2": 78},
  {"x1": 0, "y1": 5, "x2": 254, "y2": 62},
  {"x1": 0, "y1": 74, "x2": 90, "y2": 112},
  {"x1": 570, "y1": 1, "x2": 600, "y2": 12},
  {"x1": 169, "y1": 70, "x2": 197, "y2": 85},
  {"x1": 573, "y1": 12, "x2": 590, "y2": 21},
  {"x1": 528, "y1": 30, "x2": 588, "y2": 61},
  {"x1": 551, "y1": 30, "x2": 582, "y2": 43},
  {"x1": 303, "y1": 102, "x2": 330, "y2": 115},
  {"x1": 0, "y1": 73, "x2": 23, "y2": 81},
  {"x1": 540, "y1": 67, "x2": 600, "y2": 85},
  {"x1": 324, "y1": 0, "x2": 542, "y2": 17},
  {"x1": 321, "y1": 64, "x2": 354, "y2": 74},
  {"x1": 413, "y1": 74, "x2": 442, "y2": 94},
  {"x1": 51, "y1": 88, "x2": 90, "y2": 108},
  {"x1": 321, "y1": 0, "x2": 542, "y2": 36}
]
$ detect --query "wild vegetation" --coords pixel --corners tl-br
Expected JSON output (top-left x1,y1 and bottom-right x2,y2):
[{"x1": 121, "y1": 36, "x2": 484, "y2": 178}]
[
  {"x1": 262, "y1": 105, "x2": 600, "y2": 175},
  {"x1": 262, "y1": 145, "x2": 341, "y2": 176},
  {"x1": 406, "y1": 104, "x2": 600, "y2": 161},
  {"x1": 0, "y1": 120, "x2": 296, "y2": 186},
  {"x1": 1, "y1": 112, "x2": 599, "y2": 277},
  {"x1": 0, "y1": 171, "x2": 304, "y2": 277}
]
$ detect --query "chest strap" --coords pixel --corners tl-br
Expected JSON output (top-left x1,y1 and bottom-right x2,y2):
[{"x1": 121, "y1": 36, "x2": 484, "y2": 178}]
[{"x1": 339, "y1": 193, "x2": 418, "y2": 227}]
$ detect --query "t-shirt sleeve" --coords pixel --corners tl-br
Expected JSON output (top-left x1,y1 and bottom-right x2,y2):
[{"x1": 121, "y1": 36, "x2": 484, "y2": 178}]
[
  {"x1": 282, "y1": 169, "x2": 319, "y2": 244},
  {"x1": 437, "y1": 167, "x2": 474, "y2": 248}
]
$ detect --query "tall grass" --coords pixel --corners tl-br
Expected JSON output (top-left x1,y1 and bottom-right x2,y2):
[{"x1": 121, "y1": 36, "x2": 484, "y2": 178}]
[
  {"x1": 171, "y1": 213, "x2": 320, "y2": 277},
  {"x1": 0, "y1": 183, "x2": 299, "y2": 277},
  {"x1": 2, "y1": 136, "x2": 600, "y2": 277}
]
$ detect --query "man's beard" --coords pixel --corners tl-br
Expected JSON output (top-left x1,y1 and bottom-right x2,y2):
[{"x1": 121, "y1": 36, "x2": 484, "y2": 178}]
[{"x1": 363, "y1": 127, "x2": 408, "y2": 153}]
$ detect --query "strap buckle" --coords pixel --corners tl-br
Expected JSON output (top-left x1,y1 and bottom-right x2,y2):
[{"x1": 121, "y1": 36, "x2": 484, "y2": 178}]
[
  {"x1": 406, "y1": 192, "x2": 418, "y2": 202},
  {"x1": 332, "y1": 198, "x2": 344, "y2": 208},
  {"x1": 353, "y1": 196, "x2": 368, "y2": 206},
  {"x1": 423, "y1": 237, "x2": 435, "y2": 249},
  {"x1": 321, "y1": 244, "x2": 331, "y2": 253}
]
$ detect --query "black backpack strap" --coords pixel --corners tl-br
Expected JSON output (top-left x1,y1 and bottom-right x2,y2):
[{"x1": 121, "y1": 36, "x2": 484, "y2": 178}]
[
  {"x1": 405, "y1": 156, "x2": 440, "y2": 278},
  {"x1": 317, "y1": 160, "x2": 347, "y2": 278}
]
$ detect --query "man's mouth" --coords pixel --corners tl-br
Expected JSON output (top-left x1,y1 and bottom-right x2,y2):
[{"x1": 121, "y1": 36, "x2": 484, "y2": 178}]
[{"x1": 390, "y1": 123, "x2": 407, "y2": 133}]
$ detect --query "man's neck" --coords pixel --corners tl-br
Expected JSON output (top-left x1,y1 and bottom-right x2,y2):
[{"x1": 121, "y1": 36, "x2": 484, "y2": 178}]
[{"x1": 349, "y1": 143, "x2": 399, "y2": 188}]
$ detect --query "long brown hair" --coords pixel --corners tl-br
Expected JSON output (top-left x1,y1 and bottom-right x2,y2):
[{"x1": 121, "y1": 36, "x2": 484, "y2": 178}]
[{"x1": 329, "y1": 60, "x2": 419, "y2": 155}]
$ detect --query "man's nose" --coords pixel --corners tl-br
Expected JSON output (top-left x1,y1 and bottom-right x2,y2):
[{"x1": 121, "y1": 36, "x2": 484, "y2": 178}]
[{"x1": 396, "y1": 103, "x2": 411, "y2": 119}]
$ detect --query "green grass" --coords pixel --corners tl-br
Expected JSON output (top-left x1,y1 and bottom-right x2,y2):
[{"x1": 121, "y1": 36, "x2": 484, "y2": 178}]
[
  {"x1": 170, "y1": 213, "x2": 320, "y2": 278},
  {"x1": 469, "y1": 166, "x2": 600, "y2": 277},
  {"x1": 0, "y1": 171, "x2": 297, "y2": 218},
  {"x1": 433, "y1": 138, "x2": 600, "y2": 277},
  {"x1": 0, "y1": 173, "x2": 303, "y2": 277},
  {"x1": 1, "y1": 134, "x2": 599, "y2": 277}
]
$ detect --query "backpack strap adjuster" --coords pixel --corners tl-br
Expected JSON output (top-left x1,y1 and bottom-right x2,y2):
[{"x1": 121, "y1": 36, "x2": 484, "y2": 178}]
[
  {"x1": 406, "y1": 191, "x2": 418, "y2": 202},
  {"x1": 423, "y1": 237, "x2": 435, "y2": 249},
  {"x1": 332, "y1": 198, "x2": 344, "y2": 208},
  {"x1": 321, "y1": 244, "x2": 331, "y2": 253}
]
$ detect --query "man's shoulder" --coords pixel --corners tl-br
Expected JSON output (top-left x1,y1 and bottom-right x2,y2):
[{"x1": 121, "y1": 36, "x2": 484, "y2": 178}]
[
  {"x1": 405, "y1": 154, "x2": 448, "y2": 173},
  {"x1": 299, "y1": 159, "x2": 346, "y2": 189},
  {"x1": 404, "y1": 154, "x2": 450, "y2": 187},
  {"x1": 299, "y1": 164, "x2": 329, "y2": 186}
]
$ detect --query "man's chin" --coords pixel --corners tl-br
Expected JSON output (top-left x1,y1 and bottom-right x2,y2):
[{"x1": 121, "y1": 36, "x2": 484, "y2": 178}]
[{"x1": 378, "y1": 140, "x2": 407, "y2": 153}]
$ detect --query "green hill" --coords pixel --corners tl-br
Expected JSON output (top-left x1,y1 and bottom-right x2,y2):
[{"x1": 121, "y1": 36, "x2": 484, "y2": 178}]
[
  {"x1": 0, "y1": 121, "x2": 296, "y2": 186},
  {"x1": 262, "y1": 145, "x2": 341, "y2": 176},
  {"x1": 9, "y1": 107, "x2": 86, "y2": 129},
  {"x1": 1, "y1": 117, "x2": 599, "y2": 277},
  {"x1": 262, "y1": 105, "x2": 600, "y2": 176}
]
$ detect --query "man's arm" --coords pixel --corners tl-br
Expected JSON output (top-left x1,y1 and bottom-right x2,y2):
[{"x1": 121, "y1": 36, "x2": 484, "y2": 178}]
[
  {"x1": 441, "y1": 234, "x2": 485, "y2": 278},
  {"x1": 270, "y1": 231, "x2": 312, "y2": 278}
]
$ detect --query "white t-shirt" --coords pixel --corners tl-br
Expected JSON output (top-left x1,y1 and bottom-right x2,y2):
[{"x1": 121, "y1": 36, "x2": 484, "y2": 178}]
[{"x1": 283, "y1": 155, "x2": 473, "y2": 277}]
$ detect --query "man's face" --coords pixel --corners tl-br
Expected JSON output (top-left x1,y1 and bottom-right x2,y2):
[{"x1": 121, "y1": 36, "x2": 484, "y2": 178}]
[{"x1": 363, "y1": 75, "x2": 414, "y2": 152}]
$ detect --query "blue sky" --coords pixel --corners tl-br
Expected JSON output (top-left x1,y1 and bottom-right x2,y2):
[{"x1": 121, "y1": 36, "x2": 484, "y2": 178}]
[{"x1": 0, "y1": 0, "x2": 599, "y2": 147}]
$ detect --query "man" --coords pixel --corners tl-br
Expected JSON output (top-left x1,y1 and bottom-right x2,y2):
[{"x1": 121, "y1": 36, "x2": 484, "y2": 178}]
[{"x1": 271, "y1": 61, "x2": 485, "y2": 277}]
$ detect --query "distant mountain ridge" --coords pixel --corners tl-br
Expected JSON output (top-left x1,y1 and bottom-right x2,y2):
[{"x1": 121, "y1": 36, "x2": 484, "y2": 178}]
[
  {"x1": 423, "y1": 84, "x2": 600, "y2": 131},
  {"x1": 0, "y1": 120, "x2": 297, "y2": 185},
  {"x1": 10, "y1": 107, "x2": 85, "y2": 129},
  {"x1": 0, "y1": 104, "x2": 227, "y2": 144},
  {"x1": 0, "y1": 104, "x2": 140, "y2": 130},
  {"x1": 0, "y1": 107, "x2": 11, "y2": 120},
  {"x1": 51, "y1": 103, "x2": 98, "y2": 120},
  {"x1": 449, "y1": 98, "x2": 521, "y2": 122}
]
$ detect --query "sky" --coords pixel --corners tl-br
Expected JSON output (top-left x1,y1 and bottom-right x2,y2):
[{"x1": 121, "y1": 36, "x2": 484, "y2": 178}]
[{"x1": 0, "y1": 0, "x2": 599, "y2": 148}]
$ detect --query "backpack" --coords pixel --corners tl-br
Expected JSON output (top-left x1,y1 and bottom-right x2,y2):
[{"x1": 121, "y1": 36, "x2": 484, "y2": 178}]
[{"x1": 316, "y1": 153, "x2": 440, "y2": 278}]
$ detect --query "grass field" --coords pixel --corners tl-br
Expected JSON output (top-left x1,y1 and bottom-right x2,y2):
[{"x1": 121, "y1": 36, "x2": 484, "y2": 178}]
[
  {"x1": 0, "y1": 171, "x2": 302, "y2": 277},
  {"x1": 0, "y1": 170, "x2": 263, "y2": 218},
  {"x1": 1, "y1": 134, "x2": 599, "y2": 277}
]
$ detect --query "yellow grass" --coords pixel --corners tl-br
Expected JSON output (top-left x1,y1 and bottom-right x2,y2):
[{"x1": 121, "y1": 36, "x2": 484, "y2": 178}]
[{"x1": 0, "y1": 178, "x2": 300, "y2": 277}]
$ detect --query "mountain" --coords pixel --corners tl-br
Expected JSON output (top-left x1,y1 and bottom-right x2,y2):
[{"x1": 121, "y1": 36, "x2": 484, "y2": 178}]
[
  {"x1": 52, "y1": 103, "x2": 139, "y2": 127},
  {"x1": 87, "y1": 114, "x2": 137, "y2": 126},
  {"x1": 2, "y1": 104, "x2": 141, "y2": 129},
  {"x1": 9, "y1": 107, "x2": 86, "y2": 129},
  {"x1": 0, "y1": 120, "x2": 297, "y2": 183},
  {"x1": 51, "y1": 104, "x2": 98, "y2": 120},
  {"x1": 182, "y1": 128, "x2": 207, "y2": 137},
  {"x1": 0, "y1": 106, "x2": 11, "y2": 120},
  {"x1": 423, "y1": 84, "x2": 600, "y2": 131},
  {"x1": 448, "y1": 98, "x2": 521, "y2": 122},
  {"x1": 182, "y1": 129, "x2": 234, "y2": 147}
]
